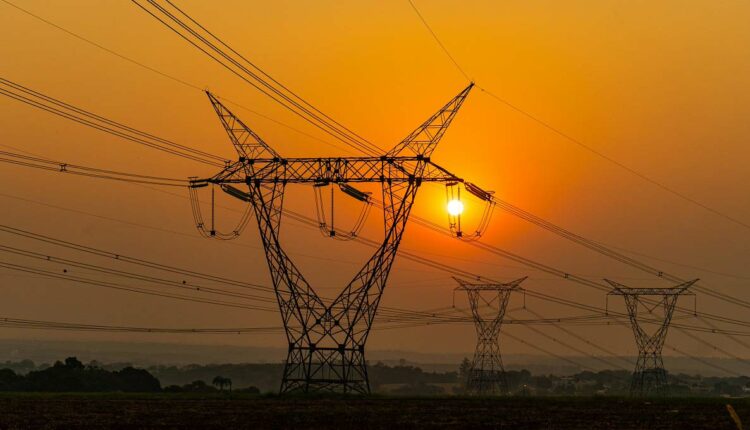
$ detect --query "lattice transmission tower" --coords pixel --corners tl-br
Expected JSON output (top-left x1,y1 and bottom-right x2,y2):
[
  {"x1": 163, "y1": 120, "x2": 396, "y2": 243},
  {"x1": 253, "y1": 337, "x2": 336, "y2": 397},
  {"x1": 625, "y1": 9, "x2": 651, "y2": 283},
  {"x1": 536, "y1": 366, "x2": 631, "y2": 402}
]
[
  {"x1": 188, "y1": 83, "x2": 496, "y2": 394},
  {"x1": 454, "y1": 277, "x2": 526, "y2": 395},
  {"x1": 606, "y1": 279, "x2": 697, "y2": 397}
]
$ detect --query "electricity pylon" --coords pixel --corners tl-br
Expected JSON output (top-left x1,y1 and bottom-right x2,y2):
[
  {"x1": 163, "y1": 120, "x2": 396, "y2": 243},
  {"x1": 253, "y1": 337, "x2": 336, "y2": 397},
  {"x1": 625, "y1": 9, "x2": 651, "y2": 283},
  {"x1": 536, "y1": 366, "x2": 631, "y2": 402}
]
[
  {"x1": 454, "y1": 277, "x2": 526, "y2": 395},
  {"x1": 189, "y1": 84, "x2": 492, "y2": 394},
  {"x1": 606, "y1": 279, "x2": 698, "y2": 397}
]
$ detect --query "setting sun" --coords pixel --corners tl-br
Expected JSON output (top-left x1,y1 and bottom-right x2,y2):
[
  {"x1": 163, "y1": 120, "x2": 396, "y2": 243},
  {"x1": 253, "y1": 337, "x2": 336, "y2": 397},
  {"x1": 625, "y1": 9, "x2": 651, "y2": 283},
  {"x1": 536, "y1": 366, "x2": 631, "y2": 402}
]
[{"x1": 447, "y1": 199, "x2": 464, "y2": 216}]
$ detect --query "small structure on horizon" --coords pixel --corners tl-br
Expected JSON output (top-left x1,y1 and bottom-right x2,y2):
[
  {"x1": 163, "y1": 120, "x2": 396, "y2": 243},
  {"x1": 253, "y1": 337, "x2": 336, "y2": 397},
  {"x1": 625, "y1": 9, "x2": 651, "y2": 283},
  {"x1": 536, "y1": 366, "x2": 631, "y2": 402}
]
[
  {"x1": 454, "y1": 276, "x2": 527, "y2": 395},
  {"x1": 606, "y1": 278, "x2": 698, "y2": 397}
]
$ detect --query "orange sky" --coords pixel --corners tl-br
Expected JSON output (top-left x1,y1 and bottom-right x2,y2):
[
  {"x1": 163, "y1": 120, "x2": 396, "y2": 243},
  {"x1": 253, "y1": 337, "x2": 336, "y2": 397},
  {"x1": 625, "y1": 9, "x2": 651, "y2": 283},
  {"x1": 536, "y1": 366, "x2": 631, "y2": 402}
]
[{"x1": 0, "y1": 0, "x2": 749, "y2": 362}]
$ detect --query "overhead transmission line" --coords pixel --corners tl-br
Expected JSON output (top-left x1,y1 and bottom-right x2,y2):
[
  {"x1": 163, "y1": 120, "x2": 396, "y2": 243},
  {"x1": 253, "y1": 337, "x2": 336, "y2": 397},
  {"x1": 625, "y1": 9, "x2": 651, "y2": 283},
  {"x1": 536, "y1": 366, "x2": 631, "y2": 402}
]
[
  {"x1": 4, "y1": 0, "x2": 743, "y2": 367},
  {"x1": 8, "y1": 0, "x2": 744, "y2": 285},
  {"x1": 5, "y1": 80, "x2": 750, "y2": 356},
  {"x1": 0, "y1": 77, "x2": 471, "y2": 323},
  {"x1": 0, "y1": 260, "x2": 275, "y2": 312},
  {"x1": 523, "y1": 307, "x2": 634, "y2": 369},
  {"x1": 400, "y1": 0, "x2": 750, "y2": 335},
  {"x1": 364, "y1": 193, "x2": 750, "y2": 331},
  {"x1": 0, "y1": 150, "x2": 188, "y2": 187},
  {"x1": 7, "y1": 0, "x2": 744, "y2": 306},
  {"x1": 2, "y1": 175, "x2": 748, "y2": 372},
  {"x1": 0, "y1": 170, "x2": 621, "y2": 340},
  {"x1": 112, "y1": 1, "x2": 750, "y2": 368},
  {"x1": 0, "y1": 224, "x2": 272, "y2": 293},
  {"x1": 20, "y1": 0, "x2": 740, "y2": 318},
  {"x1": 0, "y1": 223, "x2": 448, "y2": 323},
  {"x1": 0, "y1": 224, "x2": 624, "y2": 341},
  {"x1": 0, "y1": 78, "x2": 225, "y2": 167},
  {"x1": 10, "y1": 158, "x2": 750, "y2": 341},
  {"x1": 0, "y1": 0, "x2": 352, "y2": 154},
  {"x1": 0, "y1": 263, "x2": 659, "y2": 361},
  {"x1": 0, "y1": 187, "x2": 466, "y2": 322},
  {"x1": 504, "y1": 330, "x2": 593, "y2": 371},
  {"x1": 127, "y1": 0, "x2": 750, "y2": 332},
  {"x1": 0, "y1": 243, "x2": 276, "y2": 304},
  {"x1": 2, "y1": 132, "x2": 743, "y2": 332},
  {"x1": 405, "y1": 0, "x2": 750, "y2": 232},
  {"x1": 9, "y1": 0, "x2": 740, "y2": 322},
  {"x1": 131, "y1": 0, "x2": 382, "y2": 156},
  {"x1": 0, "y1": 316, "x2": 282, "y2": 335}
]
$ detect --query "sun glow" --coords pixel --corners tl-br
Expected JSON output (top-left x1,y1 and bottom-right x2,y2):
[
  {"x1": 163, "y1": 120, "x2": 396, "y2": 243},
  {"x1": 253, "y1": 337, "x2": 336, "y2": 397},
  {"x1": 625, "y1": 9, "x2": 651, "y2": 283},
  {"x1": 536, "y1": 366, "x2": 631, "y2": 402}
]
[{"x1": 447, "y1": 199, "x2": 464, "y2": 216}]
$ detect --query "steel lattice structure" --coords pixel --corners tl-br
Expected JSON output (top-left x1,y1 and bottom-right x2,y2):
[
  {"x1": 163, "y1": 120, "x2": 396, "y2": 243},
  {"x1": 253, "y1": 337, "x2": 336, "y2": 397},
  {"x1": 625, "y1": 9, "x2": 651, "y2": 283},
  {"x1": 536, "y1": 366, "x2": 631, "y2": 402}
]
[
  {"x1": 606, "y1": 279, "x2": 698, "y2": 397},
  {"x1": 189, "y1": 84, "x2": 489, "y2": 394},
  {"x1": 455, "y1": 277, "x2": 526, "y2": 395}
]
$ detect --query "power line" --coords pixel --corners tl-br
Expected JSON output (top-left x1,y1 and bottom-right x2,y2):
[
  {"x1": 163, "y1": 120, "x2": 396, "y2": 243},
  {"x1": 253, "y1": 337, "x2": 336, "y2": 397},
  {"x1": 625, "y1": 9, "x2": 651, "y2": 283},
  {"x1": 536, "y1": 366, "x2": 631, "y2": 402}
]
[
  {"x1": 0, "y1": 260, "x2": 275, "y2": 312},
  {"x1": 0, "y1": 149, "x2": 188, "y2": 187},
  {"x1": 4, "y1": 137, "x2": 748, "y2": 370},
  {"x1": 4, "y1": 173, "x2": 748, "y2": 372},
  {"x1": 406, "y1": 0, "x2": 750, "y2": 232},
  {"x1": 4, "y1": 0, "x2": 748, "y2": 370},
  {"x1": 0, "y1": 0, "x2": 351, "y2": 154},
  {"x1": 504, "y1": 329, "x2": 592, "y2": 371},
  {"x1": 132, "y1": 0, "x2": 382, "y2": 156},
  {"x1": 13, "y1": 0, "x2": 728, "y2": 326},
  {"x1": 0, "y1": 224, "x2": 272, "y2": 293},
  {"x1": 0, "y1": 243, "x2": 276, "y2": 304},
  {"x1": 523, "y1": 307, "x2": 634, "y2": 369},
  {"x1": 0, "y1": 79, "x2": 224, "y2": 166},
  {"x1": 137, "y1": 0, "x2": 750, "y2": 341},
  {"x1": 406, "y1": 0, "x2": 471, "y2": 82},
  {"x1": 6, "y1": 159, "x2": 748, "y2": 334},
  {"x1": 0, "y1": 316, "x2": 282, "y2": 335},
  {"x1": 0, "y1": 190, "x2": 409, "y2": 277},
  {"x1": 8, "y1": 0, "x2": 748, "y2": 312},
  {"x1": 161, "y1": 0, "x2": 377, "y2": 154}
]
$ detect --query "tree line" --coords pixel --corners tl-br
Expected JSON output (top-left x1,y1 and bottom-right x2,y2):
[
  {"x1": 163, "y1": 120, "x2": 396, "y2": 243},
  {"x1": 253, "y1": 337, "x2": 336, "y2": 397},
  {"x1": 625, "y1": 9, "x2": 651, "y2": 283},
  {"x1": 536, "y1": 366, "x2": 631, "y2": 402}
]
[
  {"x1": 0, "y1": 357, "x2": 748, "y2": 396},
  {"x1": 0, "y1": 357, "x2": 254, "y2": 393}
]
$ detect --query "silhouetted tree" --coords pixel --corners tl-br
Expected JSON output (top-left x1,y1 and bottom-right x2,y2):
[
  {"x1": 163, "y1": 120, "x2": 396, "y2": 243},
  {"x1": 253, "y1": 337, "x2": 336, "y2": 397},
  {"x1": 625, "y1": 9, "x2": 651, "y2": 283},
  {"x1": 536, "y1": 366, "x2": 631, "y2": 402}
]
[
  {"x1": 0, "y1": 369, "x2": 20, "y2": 391},
  {"x1": 116, "y1": 367, "x2": 161, "y2": 392},
  {"x1": 65, "y1": 357, "x2": 84, "y2": 370},
  {"x1": 212, "y1": 376, "x2": 232, "y2": 392}
]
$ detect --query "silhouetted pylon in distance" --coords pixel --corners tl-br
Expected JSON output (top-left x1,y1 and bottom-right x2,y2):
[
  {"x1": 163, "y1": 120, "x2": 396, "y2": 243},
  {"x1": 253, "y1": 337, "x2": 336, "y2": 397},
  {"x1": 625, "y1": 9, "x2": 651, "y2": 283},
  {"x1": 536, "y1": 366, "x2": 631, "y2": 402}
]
[
  {"x1": 606, "y1": 279, "x2": 698, "y2": 397},
  {"x1": 454, "y1": 276, "x2": 527, "y2": 395}
]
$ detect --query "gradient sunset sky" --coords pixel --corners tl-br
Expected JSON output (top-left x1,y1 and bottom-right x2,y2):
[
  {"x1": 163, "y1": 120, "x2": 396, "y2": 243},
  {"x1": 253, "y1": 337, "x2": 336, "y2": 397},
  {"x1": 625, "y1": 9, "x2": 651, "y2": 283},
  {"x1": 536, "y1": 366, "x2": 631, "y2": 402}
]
[{"x1": 0, "y1": 0, "x2": 748, "y2": 362}]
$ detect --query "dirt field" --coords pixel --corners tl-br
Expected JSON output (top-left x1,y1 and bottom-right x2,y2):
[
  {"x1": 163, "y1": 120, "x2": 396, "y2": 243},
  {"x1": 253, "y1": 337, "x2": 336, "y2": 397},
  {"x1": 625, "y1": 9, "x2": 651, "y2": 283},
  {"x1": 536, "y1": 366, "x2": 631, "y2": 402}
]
[{"x1": 0, "y1": 395, "x2": 745, "y2": 429}]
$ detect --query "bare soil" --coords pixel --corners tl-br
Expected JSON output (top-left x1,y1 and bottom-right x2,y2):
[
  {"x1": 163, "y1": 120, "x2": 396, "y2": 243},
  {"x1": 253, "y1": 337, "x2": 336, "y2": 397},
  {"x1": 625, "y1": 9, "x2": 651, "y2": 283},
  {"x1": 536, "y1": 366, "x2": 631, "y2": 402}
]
[{"x1": 0, "y1": 395, "x2": 745, "y2": 429}]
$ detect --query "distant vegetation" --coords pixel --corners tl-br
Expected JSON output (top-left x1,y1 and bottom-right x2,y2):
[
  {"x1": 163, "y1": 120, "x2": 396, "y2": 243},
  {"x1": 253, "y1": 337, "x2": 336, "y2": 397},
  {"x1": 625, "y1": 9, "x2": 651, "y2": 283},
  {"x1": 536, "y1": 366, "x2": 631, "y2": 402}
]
[
  {"x1": 0, "y1": 357, "x2": 258, "y2": 393},
  {"x1": 0, "y1": 357, "x2": 747, "y2": 396},
  {"x1": 0, "y1": 357, "x2": 159, "y2": 392}
]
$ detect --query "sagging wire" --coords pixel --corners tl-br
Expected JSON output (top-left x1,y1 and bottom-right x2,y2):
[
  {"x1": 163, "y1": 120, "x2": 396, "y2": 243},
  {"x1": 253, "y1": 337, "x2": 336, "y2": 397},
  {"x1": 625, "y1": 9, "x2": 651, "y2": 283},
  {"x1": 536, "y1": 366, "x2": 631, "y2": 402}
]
[
  {"x1": 188, "y1": 180, "x2": 252, "y2": 240},
  {"x1": 313, "y1": 182, "x2": 372, "y2": 241},
  {"x1": 446, "y1": 181, "x2": 495, "y2": 241}
]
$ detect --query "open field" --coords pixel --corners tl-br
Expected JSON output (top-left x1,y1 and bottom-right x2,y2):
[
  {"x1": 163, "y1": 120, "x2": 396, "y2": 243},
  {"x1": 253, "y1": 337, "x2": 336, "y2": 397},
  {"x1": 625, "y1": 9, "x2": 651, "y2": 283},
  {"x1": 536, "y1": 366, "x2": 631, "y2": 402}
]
[{"x1": 0, "y1": 394, "x2": 746, "y2": 429}]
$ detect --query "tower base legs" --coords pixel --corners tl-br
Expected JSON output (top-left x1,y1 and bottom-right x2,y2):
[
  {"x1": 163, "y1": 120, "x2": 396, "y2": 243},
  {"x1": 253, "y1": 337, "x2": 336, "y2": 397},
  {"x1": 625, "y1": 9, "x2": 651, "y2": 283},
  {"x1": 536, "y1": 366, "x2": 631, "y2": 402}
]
[
  {"x1": 631, "y1": 367, "x2": 669, "y2": 397},
  {"x1": 467, "y1": 369, "x2": 508, "y2": 395},
  {"x1": 280, "y1": 345, "x2": 370, "y2": 394}
]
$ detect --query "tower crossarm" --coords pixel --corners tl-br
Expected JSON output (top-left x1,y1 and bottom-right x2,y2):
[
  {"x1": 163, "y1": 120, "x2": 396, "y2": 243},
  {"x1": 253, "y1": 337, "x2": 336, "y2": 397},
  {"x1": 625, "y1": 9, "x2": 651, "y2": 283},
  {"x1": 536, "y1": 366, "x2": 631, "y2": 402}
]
[
  {"x1": 606, "y1": 279, "x2": 698, "y2": 297},
  {"x1": 454, "y1": 276, "x2": 527, "y2": 292},
  {"x1": 190, "y1": 157, "x2": 465, "y2": 186}
]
